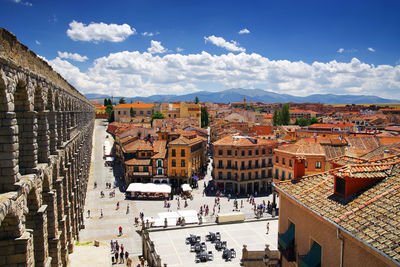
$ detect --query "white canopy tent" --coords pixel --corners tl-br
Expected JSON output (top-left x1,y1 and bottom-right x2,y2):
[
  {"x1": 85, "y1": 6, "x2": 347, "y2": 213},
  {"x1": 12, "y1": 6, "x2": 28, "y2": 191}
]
[
  {"x1": 103, "y1": 140, "x2": 112, "y2": 157},
  {"x1": 126, "y1": 183, "x2": 171, "y2": 194},
  {"x1": 181, "y1": 184, "x2": 192, "y2": 192}
]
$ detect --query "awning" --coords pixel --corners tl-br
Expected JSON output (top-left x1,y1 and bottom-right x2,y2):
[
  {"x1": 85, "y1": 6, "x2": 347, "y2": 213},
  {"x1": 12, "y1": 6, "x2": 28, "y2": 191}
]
[
  {"x1": 299, "y1": 242, "x2": 321, "y2": 267},
  {"x1": 278, "y1": 223, "x2": 295, "y2": 249},
  {"x1": 126, "y1": 183, "x2": 171, "y2": 193},
  {"x1": 193, "y1": 175, "x2": 199, "y2": 181},
  {"x1": 181, "y1": 184, "x2": 192, "y2": 192}
]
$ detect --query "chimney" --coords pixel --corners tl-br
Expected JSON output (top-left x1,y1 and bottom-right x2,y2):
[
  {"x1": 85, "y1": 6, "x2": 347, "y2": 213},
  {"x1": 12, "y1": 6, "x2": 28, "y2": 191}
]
[{"x1": 293, "y1": 156, "x2": 305, "y2": 180}]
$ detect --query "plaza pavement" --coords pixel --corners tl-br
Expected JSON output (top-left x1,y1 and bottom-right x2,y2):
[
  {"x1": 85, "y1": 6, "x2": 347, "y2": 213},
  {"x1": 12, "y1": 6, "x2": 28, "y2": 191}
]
[{"x1": 70, "y1": 119, "x2": 280, "y2": 266}]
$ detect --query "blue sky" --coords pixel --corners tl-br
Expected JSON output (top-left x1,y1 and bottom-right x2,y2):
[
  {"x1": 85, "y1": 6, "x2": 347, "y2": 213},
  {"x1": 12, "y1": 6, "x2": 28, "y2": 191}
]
[{"x1": 2, "y1": 0, "x2": 400, "y2": 99}]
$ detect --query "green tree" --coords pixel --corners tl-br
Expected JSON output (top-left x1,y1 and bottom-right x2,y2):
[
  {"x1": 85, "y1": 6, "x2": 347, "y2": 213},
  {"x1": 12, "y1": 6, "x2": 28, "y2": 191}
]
[
  {"x1": 194, "y1": 96, "x2": 200, "y2": 104},
  {"x1": 273, "y1": 109, "x2": 281, "y2": 126},
  {"x1": 130, "y1": 107, "x2": 135, "y2": 117},
  {"x1": 309, "y1": 117, "x2": 319, "y2": 124},
  {"x1": 281, "y1": 104, "x2": 290, "y2": 125},
  {"x1": 108, "y1": 110, "x2": 115, "y2": 123},
  {"x1": 150, "y1": 112, "x2": 166, "y2": 126},
  {"x1": 104, "y1": 98, "x2": 108, "y2": 106},
  {"x1": 295, "y1": 118, "x2": 308, "y2": 126},
  {"x1": 201, "y1": 107, "x2": 209, "y2": 128},
  {"x1": 119, "y1": 97, "x2": 126, "y2": 104}
]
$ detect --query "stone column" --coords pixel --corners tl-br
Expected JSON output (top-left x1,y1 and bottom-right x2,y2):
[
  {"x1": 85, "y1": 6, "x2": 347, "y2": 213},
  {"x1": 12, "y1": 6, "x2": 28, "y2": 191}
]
[
  {"x1": 2, "y1": 231, "x2": 35, "y2": 267},
  {"x1": 57, "y1": 112, "x2": 63, "y2": 148},
  {"x1": 62, "y1": 112, "x2": 68, "y2": 143},
  {"x1": 25, "y1": 205, "x2": 49, "y2": 267},
  {"x1": 17, "y1": 110, "x2": 38, "y2": 175},
  {"x1": 48, "y1": 111, "x2": 58, "y2": 155},
  {"x1": 0, "y1": 111, "x2": 19, "y2": 192},
  {"x1": 37, "y1": 111, "x2": 50, "y2": 163},
  {"x1": 42, "y1": 191, "x2": 61, "y2": 267}
]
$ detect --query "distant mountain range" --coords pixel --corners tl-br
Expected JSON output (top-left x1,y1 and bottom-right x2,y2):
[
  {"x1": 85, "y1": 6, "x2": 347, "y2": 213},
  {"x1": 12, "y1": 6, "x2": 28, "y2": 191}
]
[{"x1": 85, "y1": 89, "x2": 400, "y2": 104}]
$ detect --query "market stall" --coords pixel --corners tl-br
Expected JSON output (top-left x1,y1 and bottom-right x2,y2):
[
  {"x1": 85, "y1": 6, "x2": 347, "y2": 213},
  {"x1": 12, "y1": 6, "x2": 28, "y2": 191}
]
[
  {"x1": 125, "y1": 183, "x2": 171, "y2": 200},
  {"x1": 181, "y1": 183, "x2": 193, "y2": 198}
]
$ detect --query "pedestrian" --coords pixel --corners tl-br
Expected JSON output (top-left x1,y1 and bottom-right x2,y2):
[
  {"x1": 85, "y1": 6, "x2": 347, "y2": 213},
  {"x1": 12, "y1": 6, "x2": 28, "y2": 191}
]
[
  {"x1": 115, "y1": 241, "x2": 119, "y2": 252},
  {"x1": 120, "y1": 250, "x2": 124, "y2": 263},
  {"x1": 119, "y1": 226, "x2": 123, "y2": 236},
  {"x1": 126, "y1": 204, "x2": 130, "y2": 214},
  {"x1": 110, "y1": 240, "x2": 114, "y2": 252},
  {"x1": 87, "y1": 210, "x2": 90, "y2": 218},
  {"x1": 100, "y1": 209, "x2": 103, "y2": 218},
  {"x1": 213, "y1": 207, "x2": 215, "y2": 215},
  {"x1": 125, "y1": 251, "x2": 129, "y2": 260},
  {"x1": 116, "y1": 201, "x2": 120, "y2": 210},
  {"x1": 266, "y1": 222, "x2": 270, "y2": 234},
  {"x1": 121, "y1": 244, "x2": 124, "y2": 253},
  {"x1": 218, "y1": 204, "x2": 220, "y2": 213},
  {"x1": 115, "y1": 251, "x2": 119, "y2": 263}
]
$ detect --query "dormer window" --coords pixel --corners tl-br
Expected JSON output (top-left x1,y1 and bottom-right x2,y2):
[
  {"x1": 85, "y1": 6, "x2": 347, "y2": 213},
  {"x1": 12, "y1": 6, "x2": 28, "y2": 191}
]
[{"x1": 335, "y1": 177, "x2": 346, "y2": 196}]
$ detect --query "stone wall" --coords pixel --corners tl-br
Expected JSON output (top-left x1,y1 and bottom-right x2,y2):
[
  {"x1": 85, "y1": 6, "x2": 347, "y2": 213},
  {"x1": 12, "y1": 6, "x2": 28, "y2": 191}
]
[{"x1": 0, "y1": 28, "x2": 94, "y2": 266}]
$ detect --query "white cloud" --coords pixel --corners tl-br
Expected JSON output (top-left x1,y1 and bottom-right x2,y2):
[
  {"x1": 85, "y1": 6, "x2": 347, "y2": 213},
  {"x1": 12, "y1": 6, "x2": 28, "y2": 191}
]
[
  {"x1": 13, "y1": 0, "x2": 32, "y2": 6},
  {"x1": 57, "y1": 51, "x2": 88, "y2": 62},
  {"x1": 45, "y1": 50, "x2": 400, "y2": 100},
  {"x1": 35, "y1": 40, "x2": 40, "y2": 45},
  {"x1": 238, "y1": 28, "x2": 250, "y2": 34},
  {"x1": 337, "y1": 48, "x2": 358, "y2": 53},
  {"x1": 66, "y1": 21, "x2": 136, "y2": 42},
  {"x1": 368, "y1": 47, "x2": 376, "y2": 52},
  {"x1": 147, "y1": 40, "x2": 167, "y2": 54},
  {"x1": 176, "y1": 47, "x2": 184, "y2": 52},
  {"x1": 142, "y1": 32, "x2": 159, "y2": 37},
  {"x1": 204, "y1": 35, "x2": 245, "y2": 52}
]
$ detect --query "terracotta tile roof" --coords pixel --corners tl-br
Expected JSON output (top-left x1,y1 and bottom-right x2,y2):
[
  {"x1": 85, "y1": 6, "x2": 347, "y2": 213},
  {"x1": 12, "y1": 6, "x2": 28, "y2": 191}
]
[
  {"x1": 385, "y1": 126, "x2": 400, "y2": 132},
  {"x1": 345, "y1": 136, "x2": 380, "y2": 156},
  {"x1": 251, "y1": 125, "x2": 273, "y2": 136},
  {"x1": 275, "y1": 157, "x2": 400, "y2": 263},
  {"x1": 114, "y1": 103, "x2": 154, "y2": 108},
  {"x1": 322, "y1": 145, "x2": 346, "y2": 160},
  {"x1": 152, "y1": 140, "x2": 167, "y2": 159},
  {"x1": 213, "y1": 135, "x2": 278, "y2": 147},
  {"x1": 125, "y1": 159, "x2": 151, "y2": 166},
  {"x1": 275, "y1": 140, "x2": 325, "y2": 156},
  {"x1": 168, "y1": 136, "x2": 204, "y2": 146},
  {"x1": 309, "y1": 123, "x2": 354, "y2": 128},
  {"x1": 122, "y1": 139, "x2": 153, "y2": 153},
  {"x1": 331, "y1": 162, "x2": 395, "y2": 179},
  {"x1": 330, "y1": 155, "x2": 368, "y2": 166}
]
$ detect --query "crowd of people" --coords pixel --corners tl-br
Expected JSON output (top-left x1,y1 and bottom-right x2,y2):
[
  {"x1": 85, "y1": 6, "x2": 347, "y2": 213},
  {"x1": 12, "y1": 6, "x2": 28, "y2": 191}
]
[{"x1": 110, "y1": 239, "x2": 130, "y2": 265}]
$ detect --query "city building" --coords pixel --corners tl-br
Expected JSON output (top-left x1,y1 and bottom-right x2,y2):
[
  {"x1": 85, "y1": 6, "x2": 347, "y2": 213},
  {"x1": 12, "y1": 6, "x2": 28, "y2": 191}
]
[
  {"x1": 167, "y1": 133, "x2": 207, "y2": 187},
  {"x1": 212, "y1": 135, "x2": 278, "y2": 194},
  {"x1": 273, "y1": 140, "x2": 327, "y2": 181},
  {"x1": 179, "y1": 102, "x2": 202, "y2": 126},
  {"x1": 114, "y1": 102, "x2": 154, "y2": 122},
  {"x1": 274, "y1": 155, "x2": 400, "y2": 266}
]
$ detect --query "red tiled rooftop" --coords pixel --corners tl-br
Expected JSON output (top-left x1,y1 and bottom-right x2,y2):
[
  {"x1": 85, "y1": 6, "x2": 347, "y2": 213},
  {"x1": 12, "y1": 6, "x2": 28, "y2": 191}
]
[
  {"x1": 214, "y1": 135, "x2": 278, "y2": 146},
  {"x1": 308, "y1": 123, "x2": 354, "y2": 128},
  {"x1": 275, "y1": 155, "x2": 400, "y2": 263},
  {"x1": 114, "y1": 103, "x2": 154, "y2": 108}
]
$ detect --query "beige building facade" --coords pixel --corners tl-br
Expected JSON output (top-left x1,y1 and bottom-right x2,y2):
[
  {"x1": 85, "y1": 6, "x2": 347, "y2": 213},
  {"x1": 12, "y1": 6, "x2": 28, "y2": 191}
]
[{"x1": 213, "y1": 135, "x2": 278, "y2": 194}]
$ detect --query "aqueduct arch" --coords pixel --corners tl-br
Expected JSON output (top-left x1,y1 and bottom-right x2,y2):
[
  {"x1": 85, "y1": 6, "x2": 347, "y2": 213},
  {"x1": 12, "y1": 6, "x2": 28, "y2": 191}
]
[{"x1": 0, "y1": 28, "x2": 94, "y2": 266}]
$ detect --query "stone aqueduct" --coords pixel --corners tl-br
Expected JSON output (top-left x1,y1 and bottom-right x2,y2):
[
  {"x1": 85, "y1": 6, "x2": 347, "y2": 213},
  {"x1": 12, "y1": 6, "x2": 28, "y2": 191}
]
[{"x1": 0, "y1": 28, "x2": 94, "y2": 266}]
